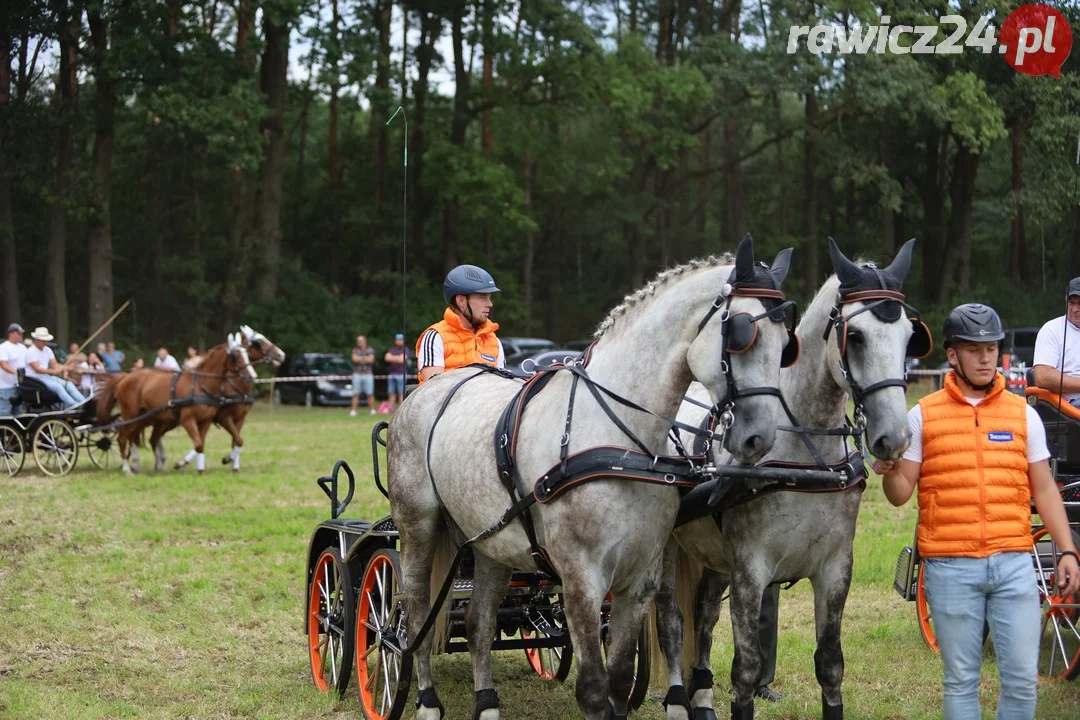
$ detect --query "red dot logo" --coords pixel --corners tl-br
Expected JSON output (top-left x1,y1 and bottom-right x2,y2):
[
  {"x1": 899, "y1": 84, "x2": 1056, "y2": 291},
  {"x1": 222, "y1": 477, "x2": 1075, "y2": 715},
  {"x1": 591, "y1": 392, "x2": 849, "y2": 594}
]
[{"x1": 999, "y1": 4, "x2": 1072, "y2": 77}]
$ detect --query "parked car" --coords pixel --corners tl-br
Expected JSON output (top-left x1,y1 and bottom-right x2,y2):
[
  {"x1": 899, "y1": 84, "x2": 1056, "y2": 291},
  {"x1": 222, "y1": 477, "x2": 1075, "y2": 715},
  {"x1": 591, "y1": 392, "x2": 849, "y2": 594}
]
[
  {"x1": 507, "y1": 348, "x2": 581, "y2": 379},
  {"x1": 565, "y1": 339, "x2": 594, "y2": 352},
  {"x1": 502, "y1": 337, "x2": 559, "y2": 369},
  {"x1": 274, "y1": 353, "x2": 358, "y2": 407},
  {"x1": 1003, "y1": 327, "x2": 1039, "y2": 367}
]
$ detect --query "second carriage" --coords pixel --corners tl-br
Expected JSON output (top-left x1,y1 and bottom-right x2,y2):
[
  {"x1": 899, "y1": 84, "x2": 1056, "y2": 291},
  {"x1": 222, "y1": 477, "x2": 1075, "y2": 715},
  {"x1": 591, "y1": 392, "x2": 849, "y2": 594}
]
[{"x1": 0, "y1": 376, "x2": 118, "y2": 477}]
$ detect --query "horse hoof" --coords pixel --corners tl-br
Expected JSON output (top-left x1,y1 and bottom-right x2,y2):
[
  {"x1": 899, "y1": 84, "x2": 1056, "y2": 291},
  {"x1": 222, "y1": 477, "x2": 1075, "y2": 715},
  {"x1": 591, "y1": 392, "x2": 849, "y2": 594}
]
[
  {"x1": 198, "y1": 470, "x2": 204, "y2": 475},
  {"x1": 221, "y1": 456, "x2": 230, "y2": 465},
  {"x1": 173, "y1": 462, "x2": 185, "y2": 470}
]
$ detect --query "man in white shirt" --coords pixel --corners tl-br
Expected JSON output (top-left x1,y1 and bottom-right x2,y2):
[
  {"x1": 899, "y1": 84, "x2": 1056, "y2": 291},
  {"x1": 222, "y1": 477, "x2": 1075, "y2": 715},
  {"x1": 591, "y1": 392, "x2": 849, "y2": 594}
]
[
  {"x1": 0, "y1": 323, "x2": 28, "y2": 416},
  {"x1": 1032, "y1": 277, "x2": 1080, "y2": 405},
  {"x1": 154, "y1": 347, "x2": 181, "y2": 372},
  {"x1": 25, "y1": 327, "x2": 83, "y2": 409}
]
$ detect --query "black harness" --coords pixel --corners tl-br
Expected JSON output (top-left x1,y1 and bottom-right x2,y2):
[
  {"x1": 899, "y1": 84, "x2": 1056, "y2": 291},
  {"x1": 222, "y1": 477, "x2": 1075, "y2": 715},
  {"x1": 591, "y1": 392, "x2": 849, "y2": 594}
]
[{"x1": 423, "y1": 282, "x2": 795, "y2": 577}]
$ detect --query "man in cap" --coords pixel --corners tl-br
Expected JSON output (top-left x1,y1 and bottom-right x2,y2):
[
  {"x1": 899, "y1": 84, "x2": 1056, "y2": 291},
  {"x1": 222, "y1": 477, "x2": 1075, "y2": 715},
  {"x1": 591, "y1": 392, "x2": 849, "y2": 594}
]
[
  {"x1": 0, "y1": 323, "x2": 27, "y2": 416},
  {"x1": 383, "y1": 333, "x2": 412, "y2": 410},
  {"x1": 25, "y1": 327, "x2": 83, "y2": 409},
  {"x1": 1032, "y1": 277, "x2": 1080, "y2": 406},
  {"x1": 415, "y1": 264, "x2": 505, "y2": 383}
]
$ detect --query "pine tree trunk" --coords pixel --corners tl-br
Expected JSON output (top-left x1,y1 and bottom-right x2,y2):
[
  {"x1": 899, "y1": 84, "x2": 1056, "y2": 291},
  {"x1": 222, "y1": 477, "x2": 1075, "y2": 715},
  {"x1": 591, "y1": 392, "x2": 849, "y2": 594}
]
[
  {"x1": 254, "y1": 10, "x2": 290, "y2": 301},
  {"x1": 412, "y1": 9, "x2": 439, "y2": 273},
  {"x1": 46, "y1": 1, "x2": 79, "y2": 342},
  {"x1": 86, "y1": 7, "x2": 116, "y2": 344},
  {"x1": 1010, "y1": 117, "x2": 1030, "y2": 285},
  {"x1": 0, "y1": 33, "x2": 18, "y2": 324},
  {"x1": 443, "y1": 3, "x2": 469, "y2": 270},
  {"x1": 802, "y1": 90, "x2": 819, "y2": 293},
  {"x1": 481, "y1": 0, "x2": 495, "y2": 263}
]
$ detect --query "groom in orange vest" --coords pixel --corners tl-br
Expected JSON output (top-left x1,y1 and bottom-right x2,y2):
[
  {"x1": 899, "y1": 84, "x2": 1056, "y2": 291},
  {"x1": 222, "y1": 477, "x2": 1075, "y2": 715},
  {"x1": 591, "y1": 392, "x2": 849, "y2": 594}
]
[
  {"x1": 877, "y1": 303, "x2": 1079, "y2": 719},
  {"x1": 416, "y1": 264, "x2": 504, "y2": 383}
]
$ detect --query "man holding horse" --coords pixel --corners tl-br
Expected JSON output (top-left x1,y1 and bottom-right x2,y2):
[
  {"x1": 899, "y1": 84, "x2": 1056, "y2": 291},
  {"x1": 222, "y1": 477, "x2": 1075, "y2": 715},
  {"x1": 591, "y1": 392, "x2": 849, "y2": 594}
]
[
  {"x1": 876, "y1": 303, "x2": 1080, "y2": 720},
  {"x1": 416, "y1": 264, "x2": 505, "y2": 383}
]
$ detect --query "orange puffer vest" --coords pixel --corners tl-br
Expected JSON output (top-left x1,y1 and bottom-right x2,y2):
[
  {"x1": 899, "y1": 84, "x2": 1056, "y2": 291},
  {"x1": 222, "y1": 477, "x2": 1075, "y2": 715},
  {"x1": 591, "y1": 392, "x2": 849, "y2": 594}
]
[
  {"x1": 916, "y1": 371, "x2": 1031, "y2": 558},
  {"x1": 415, "y1": 308, "x2": 501, "y2": 384}
]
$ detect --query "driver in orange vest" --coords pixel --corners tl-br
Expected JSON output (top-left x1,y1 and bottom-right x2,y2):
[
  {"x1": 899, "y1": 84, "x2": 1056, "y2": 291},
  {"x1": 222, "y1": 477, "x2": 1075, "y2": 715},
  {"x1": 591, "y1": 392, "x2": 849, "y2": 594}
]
[{"x1": 416, "y1": 265, "x2": 505, "y2": 383}]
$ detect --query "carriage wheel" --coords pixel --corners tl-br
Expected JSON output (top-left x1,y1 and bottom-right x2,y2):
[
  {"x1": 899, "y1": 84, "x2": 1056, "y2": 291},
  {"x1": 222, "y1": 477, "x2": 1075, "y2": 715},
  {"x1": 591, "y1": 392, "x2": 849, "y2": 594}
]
[
  {"x1": 0, "y1": 425, "x2": 25, "y2": 477},
  {"x1": 521, "y1": 595, "x2": 573, "y2": 681},
  {"x1": 31, "y1": 419, "x2": 78, "y2": 477},
  {"x1": 308, "y1": 547, "x2": 356, "y2": 695},
  {"x1": 1032, "y1": 528, "x2": 1080, "y2": 681},
  {"x1": 915, "y1": 568, "x2": 939, "y2": 653},
  {"x1": 83, "y1": 430, "x2": 118, "y2": 470},
  {"x1": 355, "y1": 548, "x2": 412, "y2": 720},
  {"x1": 599, "y1": 594, "x2": 651, "y2": 710}
]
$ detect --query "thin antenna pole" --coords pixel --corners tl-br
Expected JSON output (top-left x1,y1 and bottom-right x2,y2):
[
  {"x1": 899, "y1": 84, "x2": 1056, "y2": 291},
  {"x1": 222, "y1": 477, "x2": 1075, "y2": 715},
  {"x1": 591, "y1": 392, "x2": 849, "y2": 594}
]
[{"x1": 387, "y1": 106, "x2": 408, "y2": 400}]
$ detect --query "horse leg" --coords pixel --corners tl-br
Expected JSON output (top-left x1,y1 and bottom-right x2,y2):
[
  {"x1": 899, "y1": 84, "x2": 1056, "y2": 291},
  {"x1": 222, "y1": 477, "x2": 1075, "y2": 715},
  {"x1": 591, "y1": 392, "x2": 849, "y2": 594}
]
[
  {"x1": 465, "y1": 553, "x2": 513, "y2": 720},
  {"x1": 811, "y1": 559, "x2": 853, "y2": 720},
  {"x1": 558, "y1": 563, "x2": 608, "y2": 719},
  {"x1": 196, "y1": 419, "x2": 213, "y2": 473},
  {"x1": 654, "y1": 540, "x2": 690, "y2": 720},
  {"x1": 727, "y1": 562, "x2": 769, "y2": 719},
  {"x1": 219, "y1": 415, "x2": 239, "y2": 466},
  {"x1": 118, "y1": 426, "x2": 133, "y2": 475},
  {"x1": 606, "y1": 561, "x2": 662, "y2": 719},
  {"x1": 176, "y1": 416, "x2": 205, "y2": 474},
  {"x1": 689, "y1": 568, "x2": 728, "y2": 720},
  {"x1": 398, "y1": 512, "x2": 447, "y2": 720},
  {"x1": 150, "y1": 424, "x2": 166, "y2": 471}
]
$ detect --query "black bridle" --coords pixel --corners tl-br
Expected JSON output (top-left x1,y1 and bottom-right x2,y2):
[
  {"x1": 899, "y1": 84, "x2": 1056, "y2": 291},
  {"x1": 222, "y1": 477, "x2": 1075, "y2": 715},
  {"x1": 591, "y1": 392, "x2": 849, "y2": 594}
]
[{"x1": 822, "y1": 287, "x2": 927, "y2": 435}]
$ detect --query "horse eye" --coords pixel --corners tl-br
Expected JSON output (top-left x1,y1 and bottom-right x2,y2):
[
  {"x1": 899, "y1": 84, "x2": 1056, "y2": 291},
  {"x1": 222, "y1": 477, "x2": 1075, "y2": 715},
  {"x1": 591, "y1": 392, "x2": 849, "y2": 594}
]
[{"x1": 848, "y1": 331, "x2": 865, "y2": 346}]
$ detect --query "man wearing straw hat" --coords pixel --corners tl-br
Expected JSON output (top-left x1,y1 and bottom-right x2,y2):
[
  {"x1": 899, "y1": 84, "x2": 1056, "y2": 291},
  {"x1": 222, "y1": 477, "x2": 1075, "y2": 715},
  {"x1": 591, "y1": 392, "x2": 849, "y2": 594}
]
[{"x1": 25, "y1": 327, "x2": 84, "y2": 409}]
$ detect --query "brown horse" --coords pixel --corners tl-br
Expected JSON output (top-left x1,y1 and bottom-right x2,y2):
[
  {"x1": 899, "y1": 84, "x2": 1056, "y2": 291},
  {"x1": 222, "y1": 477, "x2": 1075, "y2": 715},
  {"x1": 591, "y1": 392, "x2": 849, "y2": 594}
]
[
  {"x1": 95, "y1": 334, "x2": 255, "y2": 474},
  {"x1": 172, "y1": 325, "x2": 284, "y2": 472}
]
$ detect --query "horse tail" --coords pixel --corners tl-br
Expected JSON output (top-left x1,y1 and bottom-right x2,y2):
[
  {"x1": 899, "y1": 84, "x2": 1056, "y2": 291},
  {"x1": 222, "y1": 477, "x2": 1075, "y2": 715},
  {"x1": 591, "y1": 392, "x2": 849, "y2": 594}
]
[
  {"x1": 648, "y1": 543, "x2": 704, "y2": 686},
  {"x1": 673, "y1": 544, "x2": 704, "y2": 678},
  {"x1": 426, "y1": 528, "x2": 457, "y2": 656},
  {"x1": 95, "y1": 374, "x2": 121, "y2": 426}
]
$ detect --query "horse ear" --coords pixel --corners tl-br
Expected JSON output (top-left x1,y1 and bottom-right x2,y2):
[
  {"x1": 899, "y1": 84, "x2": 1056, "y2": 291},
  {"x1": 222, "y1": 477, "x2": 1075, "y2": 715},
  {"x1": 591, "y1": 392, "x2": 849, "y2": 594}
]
[
  {"x1": 734, "y1": 233, "x2": 756, "y2": 283},
  {"x1": 883, "y1": 238, "x2": 917, "y2": 284},
  {"x1": 240, "y1": 325, "x2": 254, "y2": 341},
  {"x1": 769, "y1": 247, "x2": 794, "y2": 288},
  {"x1": 828, "y1": 237, "x2": 861, "y2": 287}
]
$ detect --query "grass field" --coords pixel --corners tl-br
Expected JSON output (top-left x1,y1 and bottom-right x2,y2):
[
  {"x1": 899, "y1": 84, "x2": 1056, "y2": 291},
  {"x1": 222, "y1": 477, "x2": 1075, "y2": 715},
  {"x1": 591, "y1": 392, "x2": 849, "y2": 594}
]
[{"x1": 1, "y1": 398, "x2": 1077, "y2": 719}]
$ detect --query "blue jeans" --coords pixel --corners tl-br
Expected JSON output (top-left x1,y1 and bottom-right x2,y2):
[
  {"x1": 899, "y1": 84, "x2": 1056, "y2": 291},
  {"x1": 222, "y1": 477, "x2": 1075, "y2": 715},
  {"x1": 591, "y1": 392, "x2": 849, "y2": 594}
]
[
  {"x1": 34, "y1": 375, "x2": 84, "y2": 410},
  {"x1": 387, "y1": 374, "x2": 405, "y2": 396},
  {"x1": 0, "y1": 387, "x2": 16, "y2": 416},
  {"x1": 923, "y1": 552, "x2": 1039, "y2": 720}
]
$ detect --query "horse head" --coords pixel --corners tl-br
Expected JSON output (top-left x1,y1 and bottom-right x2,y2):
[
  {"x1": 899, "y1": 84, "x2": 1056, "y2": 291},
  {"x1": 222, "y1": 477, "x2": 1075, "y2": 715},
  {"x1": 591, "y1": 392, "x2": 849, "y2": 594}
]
[
  {"x1": 824, "y1": 237, "x2": 929, "y2": 460},
  {"x1": 227, "y1": 332, "x2": 258, "y2": 381},
  {"x1": 688, "y1": 234, "x2": 796, "y2": 465},
  {"x1": 239, "y1": 325, "x2": 285, "y2": 367}
]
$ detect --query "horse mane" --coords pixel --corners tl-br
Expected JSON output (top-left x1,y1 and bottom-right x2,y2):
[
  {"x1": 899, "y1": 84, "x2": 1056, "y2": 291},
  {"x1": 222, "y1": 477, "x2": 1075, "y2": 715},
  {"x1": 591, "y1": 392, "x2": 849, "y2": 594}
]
[{"x1": 593, "y1": 253, "x2": 735, "y2": 338}]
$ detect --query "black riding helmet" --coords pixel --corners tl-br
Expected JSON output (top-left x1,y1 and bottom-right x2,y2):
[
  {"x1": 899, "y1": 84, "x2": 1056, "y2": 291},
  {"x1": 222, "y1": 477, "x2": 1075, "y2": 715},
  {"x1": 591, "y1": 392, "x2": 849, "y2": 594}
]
[
  {"x1": 942, "y1": 303, "x2": 1005, "y2": 347},
  {"x1": 943, "y1": 303, "x2": 1004, "y2": 391},
  {"x1": 443, "y1": 265, "x2": 501, "y2": 307}
]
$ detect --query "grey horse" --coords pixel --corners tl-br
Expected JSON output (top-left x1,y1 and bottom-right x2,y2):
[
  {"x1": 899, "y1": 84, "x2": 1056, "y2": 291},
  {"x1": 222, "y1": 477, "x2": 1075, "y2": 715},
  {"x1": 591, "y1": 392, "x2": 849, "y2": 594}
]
[
  {"x1": 387, "y1": 237, "x2": 795, "y2": 720},
  {"x1": 652, "y1": 239, "x2": 926, "y2": 720}
]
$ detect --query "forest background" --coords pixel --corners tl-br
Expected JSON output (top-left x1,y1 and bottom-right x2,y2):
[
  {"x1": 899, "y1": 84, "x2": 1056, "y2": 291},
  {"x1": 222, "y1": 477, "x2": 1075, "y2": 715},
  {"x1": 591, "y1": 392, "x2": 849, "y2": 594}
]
[{"x1": 2, "y1": 0, "x2": 1080, "y2": 362}]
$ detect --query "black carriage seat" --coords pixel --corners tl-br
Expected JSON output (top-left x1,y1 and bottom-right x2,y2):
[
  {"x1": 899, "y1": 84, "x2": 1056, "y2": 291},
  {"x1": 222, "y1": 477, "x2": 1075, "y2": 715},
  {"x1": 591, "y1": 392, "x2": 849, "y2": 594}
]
[{"x1": 15, "y1": 377, "x2": 62, "y2": 412}]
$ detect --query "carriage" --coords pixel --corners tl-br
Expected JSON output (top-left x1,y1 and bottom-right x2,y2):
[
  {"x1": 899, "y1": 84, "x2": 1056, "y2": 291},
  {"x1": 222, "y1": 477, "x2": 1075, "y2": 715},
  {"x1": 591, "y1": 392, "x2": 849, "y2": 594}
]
[
  {"x1": 0, "y1": 376, "x2": 118, "y2": 477},
  {"x1": 893, "y1": 383, "x2": 1080, "y2": 681},
  {"x1": 303, "y1": 423, "x2": 652, "y2": 719}
]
